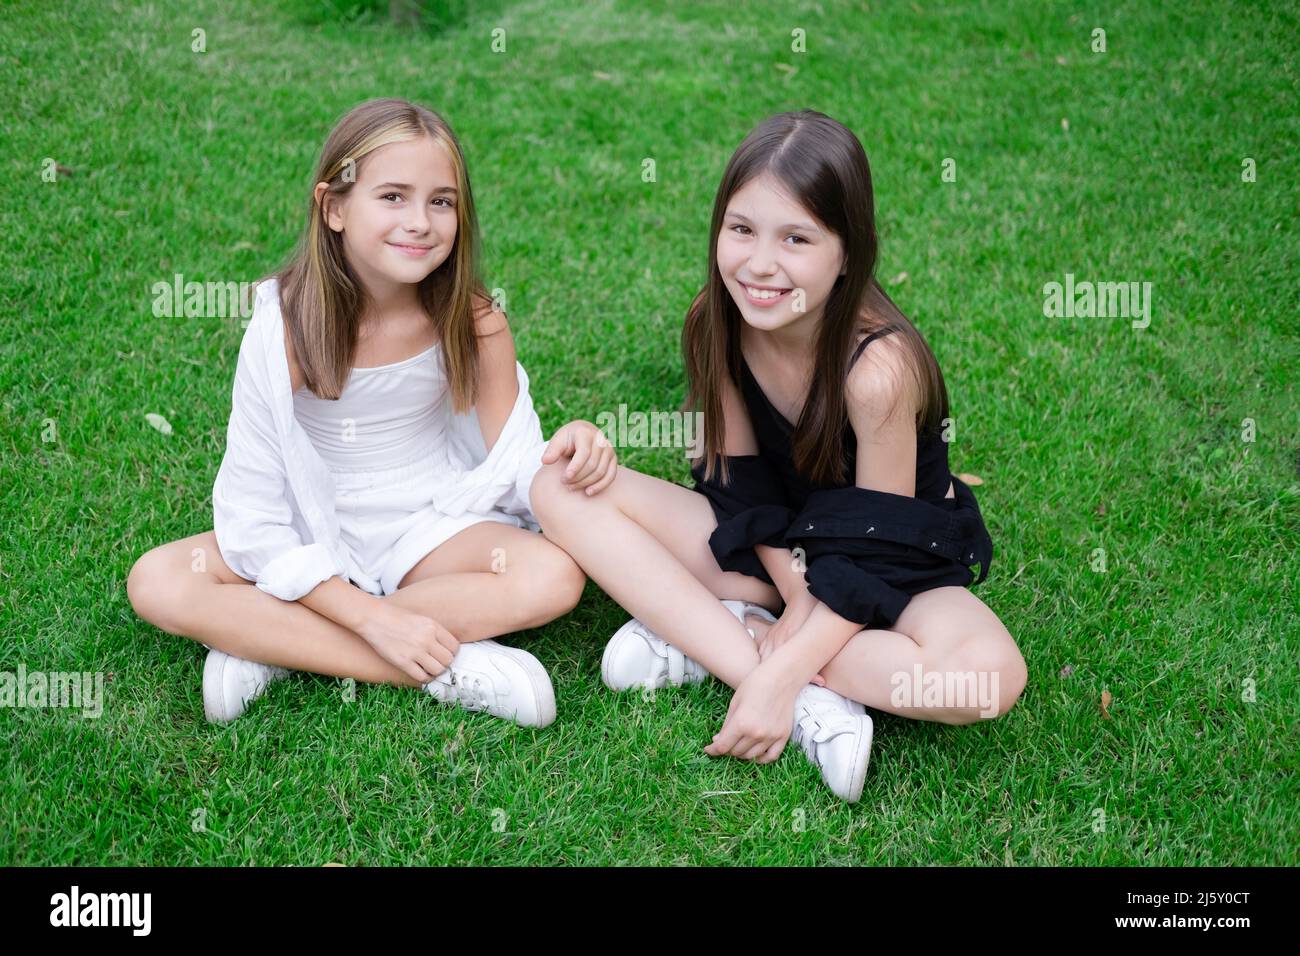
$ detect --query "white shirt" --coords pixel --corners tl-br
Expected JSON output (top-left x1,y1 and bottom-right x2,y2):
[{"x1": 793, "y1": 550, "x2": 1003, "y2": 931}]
[{"x1": 212, "y1": 277, "x2": 549, "y2": 601}]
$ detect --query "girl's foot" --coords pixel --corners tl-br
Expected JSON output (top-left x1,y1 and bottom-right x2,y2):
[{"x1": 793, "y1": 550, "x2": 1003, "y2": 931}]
[
  {"x1": 424, "y1": 639, "x2": 556, "y2": 728},
  {"x1": 599, "y1": 600, "x2": 873, "y2": 799},
  {"x1": 202, "y1": 648, "x2": 290, "y2": 724},
  {"x1": 600, "y1": 600, "x2": 777, "y2": 692},
  {"x1": 728, "y1": 602, "x2": 874, "y2": 801},
  {"x1": 601, "y1": 617, "x2": 708, "y2": 691},
  {"x1": 720, "y1": 599, "x2": 779, "y2": 640},
  {"x1": 790, "y1": 684, "x2": 874, "y2": 803}
]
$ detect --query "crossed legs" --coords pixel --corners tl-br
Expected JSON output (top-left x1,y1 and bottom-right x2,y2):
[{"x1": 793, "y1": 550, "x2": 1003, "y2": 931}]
[
  {"x1": 530, "y1": 462, "x2": 1026, "y2": 724},
  {"x1": 126, "y1": 523, "x2": 586, "y2": 687}
]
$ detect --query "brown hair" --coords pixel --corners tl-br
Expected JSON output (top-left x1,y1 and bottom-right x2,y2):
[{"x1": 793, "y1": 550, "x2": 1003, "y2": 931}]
[
  {"x1": 260, "y1": 98, "x2": 489, "y2": 411},
  {"x1": 683, "y1": 110, "x2": 950, "y2": 486}
]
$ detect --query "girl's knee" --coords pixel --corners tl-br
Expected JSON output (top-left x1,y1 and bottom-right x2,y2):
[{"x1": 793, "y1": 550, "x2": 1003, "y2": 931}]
[
  {"x1": 126, "y1": 546, "x2": 187, "y2": 633},
  {"x1": 544, "y1": 546, "x2": 587, "y2": 616},
  {"x1": 531, "y1": 460, "x2": 580, "y2": 500},
  {"x1": 530, "y1": 460, "x2": 618, "y2": 528},
  {"x1": 512, "y1": 539, "x2": 586, "y2": 624},
  {"x1": 529, "y1": 461, "x2": 574, "y2": 525},
  {"x1": 935, "y1": 636, "x2": 1027, "y2": 723}
]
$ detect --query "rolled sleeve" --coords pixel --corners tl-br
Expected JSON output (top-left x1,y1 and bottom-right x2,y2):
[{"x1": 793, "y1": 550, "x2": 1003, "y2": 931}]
[
  {"x1": 253, "y1": 541, "x2": 344, "y2": 602},
  {"x1": 691, "y1": 455, "x2": 795, "y2": 584},
  {"x1": 802, "y1": 552, "x2": 915, "y2": 628},
  {"x1": 211, "y1": 333, "x2": 346, "y2": 601},
  {"x1": 785, "y1": 482, "x2": 992, "y2": 628}
]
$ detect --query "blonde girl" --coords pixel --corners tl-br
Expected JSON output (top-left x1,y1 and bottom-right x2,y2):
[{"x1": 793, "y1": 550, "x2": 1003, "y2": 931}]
[{"x1": 128, "y1": 98, "x2": 616, "y2": 727}]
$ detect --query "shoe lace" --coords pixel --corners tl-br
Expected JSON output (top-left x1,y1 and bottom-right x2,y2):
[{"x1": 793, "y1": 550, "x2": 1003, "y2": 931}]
[
  {"x1": 449, "y1": 669, "x2": 495, "y2": 711},
  {"x1": 238, "y1": 661, "x2": 280, "y2": 702}
]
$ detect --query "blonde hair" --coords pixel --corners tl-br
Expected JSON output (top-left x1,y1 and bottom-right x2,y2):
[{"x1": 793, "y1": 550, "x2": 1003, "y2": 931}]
[{"x1": 262, "y1": 97, "x2": 489, "y2": 411}]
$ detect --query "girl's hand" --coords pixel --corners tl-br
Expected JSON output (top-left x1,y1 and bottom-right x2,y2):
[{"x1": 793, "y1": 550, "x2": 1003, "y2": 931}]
[
  {"x1": 358, "y1": 601, "x2": 460, "y2": 684},
  {"x1": 541, "y1": 420, "x2": 618, "y2": 496},
  {"x1": 758, "y1": 590, "x2": 827, "y2": 686},
  {"x1": 704, "y1": 662, "x2": 802, "y2": 764}
]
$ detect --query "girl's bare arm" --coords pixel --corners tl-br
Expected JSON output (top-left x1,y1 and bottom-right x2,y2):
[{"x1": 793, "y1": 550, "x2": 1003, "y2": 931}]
[{"x1": 471, "y1": 299, "x2": 518, "y2": 454}]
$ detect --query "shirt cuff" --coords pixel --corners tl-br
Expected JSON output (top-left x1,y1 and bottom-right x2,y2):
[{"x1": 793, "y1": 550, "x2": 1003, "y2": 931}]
[
  {"x1": 691, "y1": 455, "x2": 795, "y2": 586},
  {"x1": 708, "y1": 502, "x2": 795, "y2": 561},
  {"x1": 254, "y1": 542, "x2": 347, "y2": 602},
  {"x1": 803, "y1": 553, "x2": 915, "y2": 628}
]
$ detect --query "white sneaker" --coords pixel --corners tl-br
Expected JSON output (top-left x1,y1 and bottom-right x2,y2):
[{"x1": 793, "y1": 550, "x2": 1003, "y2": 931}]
[
  {"x1": 601, "y1": 600, "x2": 777, "y2": 692},
  {"x1": 789, "y1": 683, "x2": 874, "y2": 803},
  {"x1": 202, "y1": 649, "x2": 290, "y2": 724},
  {"x1": 424, "y1": 639, "x2": 555, "y2": 728},
  {"x1": 720, "y1": 599, "x2": 778, "y2": 637},
  {"x1": 601, "y1": 617, "x2": 709, "y2": 691},
  {"x1": 726, "y1": 603, "x2": 874, "y2": 800}
]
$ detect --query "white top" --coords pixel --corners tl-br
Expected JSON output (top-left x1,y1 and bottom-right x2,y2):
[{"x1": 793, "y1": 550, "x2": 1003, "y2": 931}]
[
  {"x1": 292, "y1": 342, "x2": 446, "y2": 473},
  {"x1": 212, "y1": 277, "x2": 549, "y2": 601}
]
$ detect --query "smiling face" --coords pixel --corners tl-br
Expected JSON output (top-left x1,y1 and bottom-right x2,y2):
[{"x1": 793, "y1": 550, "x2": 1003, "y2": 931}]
[
  {"x1": 716, "y1": 171, "x2": 846, "y2": 335},
  {"x1": 316, "y1": 135, "x2": 460, "y2": 306}
]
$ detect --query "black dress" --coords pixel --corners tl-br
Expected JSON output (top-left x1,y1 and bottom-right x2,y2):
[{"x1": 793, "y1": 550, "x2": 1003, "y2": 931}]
[{"x1": 690, "y1": 328, "x2": 994, "y2": 629}]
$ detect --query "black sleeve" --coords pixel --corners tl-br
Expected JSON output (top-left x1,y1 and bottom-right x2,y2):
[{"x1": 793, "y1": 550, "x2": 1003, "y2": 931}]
[
  {"x1": 784, "y1": 479, "x2": 992, "y2": 628},
  {"x1": 691, "y1": 455, "x2": 794, "y2": 586}
]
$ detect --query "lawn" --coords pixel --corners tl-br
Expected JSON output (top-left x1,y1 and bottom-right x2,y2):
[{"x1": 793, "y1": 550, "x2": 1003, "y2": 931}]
[{"x1": 0, "y1": 0, "x2": 1295, "y2": 865}]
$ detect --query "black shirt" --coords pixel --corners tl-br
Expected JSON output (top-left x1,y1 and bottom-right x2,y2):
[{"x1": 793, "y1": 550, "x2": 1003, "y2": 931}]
[
  {"x1": 690, "y1": 327, "x2": 993, "y2": 628},
  {"x1": 736, "y1": 327, "x2": 953, "y2": 507}
]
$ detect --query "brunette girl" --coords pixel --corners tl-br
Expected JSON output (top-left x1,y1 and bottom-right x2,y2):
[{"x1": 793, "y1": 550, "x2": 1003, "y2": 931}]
[{"x1": 530, "y1": 110, "x2": 1026, "y2": 801}]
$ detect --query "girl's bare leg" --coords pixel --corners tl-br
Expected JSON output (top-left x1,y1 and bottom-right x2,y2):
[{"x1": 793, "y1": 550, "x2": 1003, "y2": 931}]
[
  {"x1": 533, "y1": 461, "x2": 1025, "y2": 723},
  {"x1": 744, "y1": 586, "x2": 1027, "y2": 724},
  {"x1": 530, "y1": 462, "x2": 781, "y2": 689},
  {"x1": 390, "y1": 520, "x2": 585, "y2": 632},
  {"x1": 126, "y1": 524, "x2": 585, "y2": 686},
  {"x1": 823, "y1": 587, "x2": 1027, "y2": 724}
]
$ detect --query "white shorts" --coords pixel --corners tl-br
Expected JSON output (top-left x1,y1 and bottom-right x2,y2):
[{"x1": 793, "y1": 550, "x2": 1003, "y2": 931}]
[{"x1": 331, "y1": 450, "x2": 527, "y2": 596}]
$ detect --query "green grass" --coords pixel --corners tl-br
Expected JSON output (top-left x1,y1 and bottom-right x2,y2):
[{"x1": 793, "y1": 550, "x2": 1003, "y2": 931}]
[{"x1": 1, "y1": 0, "x2": 1296, "y2": 865}]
